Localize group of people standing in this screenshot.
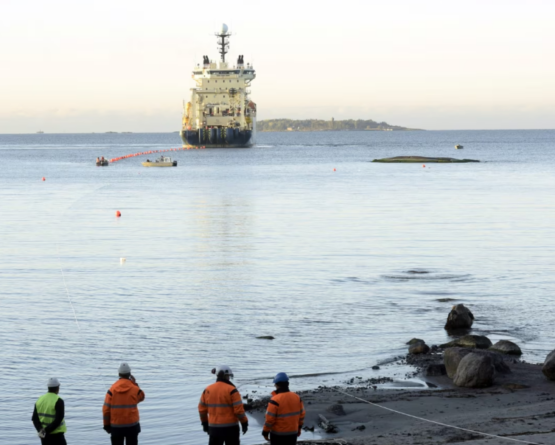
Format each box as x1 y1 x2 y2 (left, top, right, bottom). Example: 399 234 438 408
33 363 305 445
33 363 144 445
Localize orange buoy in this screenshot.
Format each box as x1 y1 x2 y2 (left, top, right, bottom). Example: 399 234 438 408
333 168 336 171
422 164 426 168
116 210 121 217
42 177 45 181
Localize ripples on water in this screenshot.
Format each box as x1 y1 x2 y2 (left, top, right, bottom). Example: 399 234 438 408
1 130 555 444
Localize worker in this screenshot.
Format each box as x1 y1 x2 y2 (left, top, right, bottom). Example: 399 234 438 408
262 373 305 445
32 377 67 444
198 365 248 445
103 363 145 445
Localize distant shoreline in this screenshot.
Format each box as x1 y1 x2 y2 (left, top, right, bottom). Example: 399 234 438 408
259 128 423 132
257 118 422 132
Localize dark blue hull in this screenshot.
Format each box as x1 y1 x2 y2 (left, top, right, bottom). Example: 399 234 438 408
180 128 253 148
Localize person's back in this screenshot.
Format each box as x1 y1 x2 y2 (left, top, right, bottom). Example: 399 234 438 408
263 373 305 445
198 365 248 445
32 377 67 445
103 363 145 445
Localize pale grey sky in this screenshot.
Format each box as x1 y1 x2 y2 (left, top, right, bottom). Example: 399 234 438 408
1 0 554 132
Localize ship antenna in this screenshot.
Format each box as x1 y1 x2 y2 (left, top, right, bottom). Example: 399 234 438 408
215 23 230 62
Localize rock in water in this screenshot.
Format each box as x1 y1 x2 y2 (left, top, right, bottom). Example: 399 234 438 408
453 353 495 388
409 341 430 355
490 340 522 355
406 338 425 345
444 304 474 330
542 350 555 380
441 335 492 349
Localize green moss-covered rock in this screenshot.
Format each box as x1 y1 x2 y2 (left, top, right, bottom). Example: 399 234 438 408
490 340 522 356
441 335 492 349
372 156 479 163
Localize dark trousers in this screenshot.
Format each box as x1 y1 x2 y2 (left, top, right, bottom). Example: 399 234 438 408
270 434 297 445
208 425 240 445
41 433 67 445
110 434 138 445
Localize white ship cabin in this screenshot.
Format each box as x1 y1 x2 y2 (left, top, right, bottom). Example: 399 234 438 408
185 24 256 131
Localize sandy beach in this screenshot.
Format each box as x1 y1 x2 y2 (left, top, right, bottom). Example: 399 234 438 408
246 360 555 445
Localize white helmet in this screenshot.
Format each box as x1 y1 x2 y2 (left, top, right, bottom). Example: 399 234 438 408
212 365 234 379
118 362 131 374
47 377 60 388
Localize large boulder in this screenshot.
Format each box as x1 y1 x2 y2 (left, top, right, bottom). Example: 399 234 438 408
479 350 511 375
490 340 522 356
445 347 510 378
409 341 430 355
444 347 472 378
441 335 492 349
542 350 555 380
444 304 474 331
453 353 495 388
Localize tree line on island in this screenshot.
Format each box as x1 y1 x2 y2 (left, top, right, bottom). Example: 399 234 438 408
257 119 421 132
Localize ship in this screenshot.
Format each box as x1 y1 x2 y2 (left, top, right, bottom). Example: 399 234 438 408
180 24 256 148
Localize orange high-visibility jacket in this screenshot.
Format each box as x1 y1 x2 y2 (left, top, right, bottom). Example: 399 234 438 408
198 380 248 427
103 378 145 428
263 390 305 436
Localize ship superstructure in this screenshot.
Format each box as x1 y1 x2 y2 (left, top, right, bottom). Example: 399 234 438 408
180 24 256 148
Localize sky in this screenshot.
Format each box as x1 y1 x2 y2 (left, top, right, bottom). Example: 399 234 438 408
1 0 554 132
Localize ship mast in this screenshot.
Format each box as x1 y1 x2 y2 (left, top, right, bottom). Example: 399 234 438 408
215 24 230 62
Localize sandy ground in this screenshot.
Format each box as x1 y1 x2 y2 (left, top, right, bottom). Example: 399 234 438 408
247 362 555 445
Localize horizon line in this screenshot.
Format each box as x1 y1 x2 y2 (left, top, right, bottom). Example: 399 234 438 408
2 128 555 135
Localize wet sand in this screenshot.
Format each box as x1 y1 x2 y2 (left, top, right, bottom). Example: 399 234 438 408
247 362 555 445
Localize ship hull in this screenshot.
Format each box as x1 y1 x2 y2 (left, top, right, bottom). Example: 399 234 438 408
180 129 253 148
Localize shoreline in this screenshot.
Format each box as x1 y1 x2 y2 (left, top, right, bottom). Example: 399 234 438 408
246 354 555 445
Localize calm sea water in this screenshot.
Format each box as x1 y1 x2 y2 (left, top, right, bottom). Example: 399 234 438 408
1 130 555 444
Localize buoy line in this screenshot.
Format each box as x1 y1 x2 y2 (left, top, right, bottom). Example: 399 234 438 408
109 146 205 163
334 389 542 445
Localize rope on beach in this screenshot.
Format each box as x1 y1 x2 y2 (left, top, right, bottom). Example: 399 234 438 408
335 389 542 445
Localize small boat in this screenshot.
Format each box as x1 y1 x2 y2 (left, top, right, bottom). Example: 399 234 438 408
96 159 109 166
455 144 464 149
142 156 178 167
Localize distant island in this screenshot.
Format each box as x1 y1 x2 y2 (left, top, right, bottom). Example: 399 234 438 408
257 118 421 132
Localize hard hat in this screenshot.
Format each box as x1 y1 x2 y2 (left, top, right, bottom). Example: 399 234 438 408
47 377 60 388
212 365 234 379
273 372 289 384
118 362 131 374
